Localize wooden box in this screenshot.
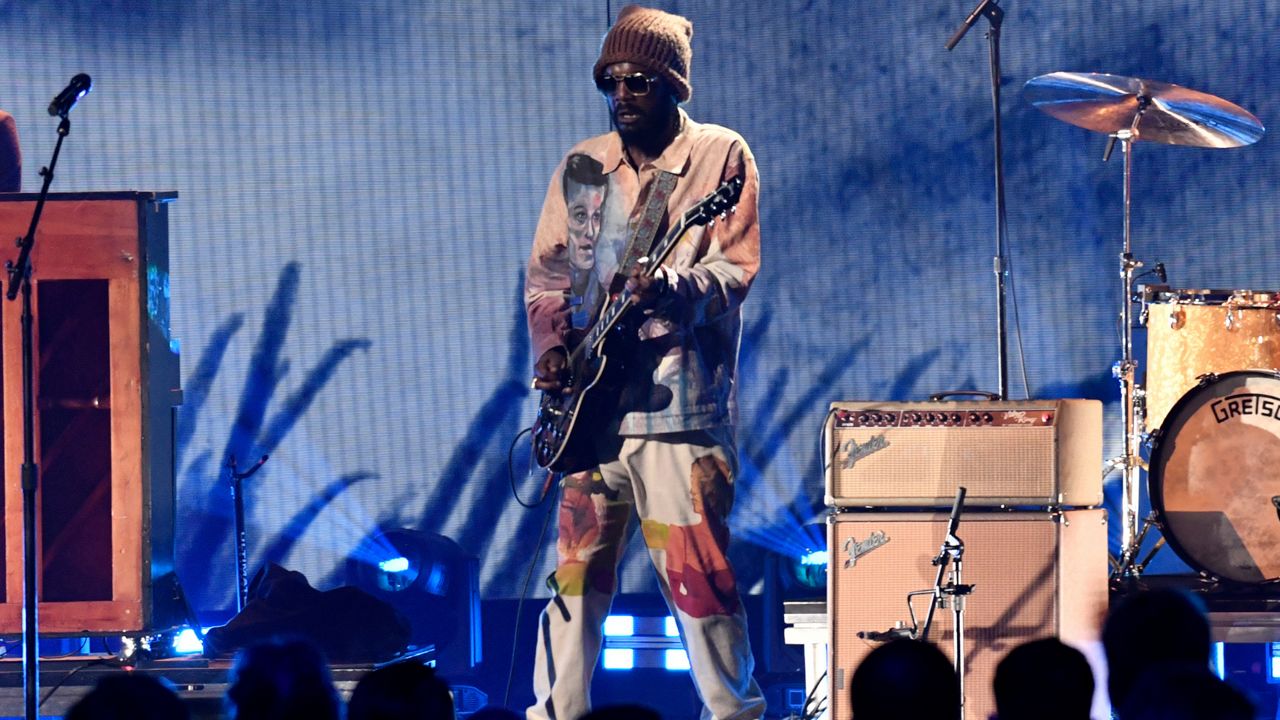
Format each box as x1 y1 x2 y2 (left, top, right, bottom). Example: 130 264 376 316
0 191 183 634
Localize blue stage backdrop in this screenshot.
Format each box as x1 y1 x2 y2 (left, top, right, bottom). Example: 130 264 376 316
1 1 1278 618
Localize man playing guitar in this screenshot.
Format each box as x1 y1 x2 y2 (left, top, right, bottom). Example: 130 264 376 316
525 6 764 719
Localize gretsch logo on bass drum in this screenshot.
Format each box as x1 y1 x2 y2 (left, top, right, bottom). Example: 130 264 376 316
1210 393 1280 423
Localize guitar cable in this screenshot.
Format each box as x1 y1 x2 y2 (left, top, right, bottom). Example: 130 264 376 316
508 425 555 509
504 424 561 708
504 443 560 708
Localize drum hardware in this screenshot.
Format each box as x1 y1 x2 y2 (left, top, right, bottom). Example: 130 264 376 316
1025 72 1265 577
1109 511 1166 576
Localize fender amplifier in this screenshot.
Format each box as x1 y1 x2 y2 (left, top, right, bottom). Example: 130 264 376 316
827 510 1110 720
824 399 1102 507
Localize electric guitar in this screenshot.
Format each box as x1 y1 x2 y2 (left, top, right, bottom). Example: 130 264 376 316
532 174 744 472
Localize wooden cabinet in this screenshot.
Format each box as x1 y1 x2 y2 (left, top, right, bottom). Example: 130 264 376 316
0 191 183 634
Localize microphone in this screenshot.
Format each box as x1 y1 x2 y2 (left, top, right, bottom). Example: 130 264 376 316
944 0 1001 51
857 627 914 642
48 74 92 117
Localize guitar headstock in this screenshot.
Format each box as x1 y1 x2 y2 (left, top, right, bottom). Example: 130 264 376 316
682 174 744 228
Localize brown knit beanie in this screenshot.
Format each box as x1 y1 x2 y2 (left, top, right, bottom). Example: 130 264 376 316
593 5 693 102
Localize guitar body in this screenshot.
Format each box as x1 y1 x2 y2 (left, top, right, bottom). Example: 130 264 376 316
533 325 635 473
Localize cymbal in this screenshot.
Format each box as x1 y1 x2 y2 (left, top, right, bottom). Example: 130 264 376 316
1024 72 1265 148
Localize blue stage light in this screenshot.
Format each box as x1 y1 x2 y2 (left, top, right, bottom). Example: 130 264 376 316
172 628 208 655
664 649 691 671
603 648 635 670
800 550 829 566
604 615 635 637
379 556 410 573
1211 642 1225 680
1268 643 1280 684
789 546 828 591
664 616 679 637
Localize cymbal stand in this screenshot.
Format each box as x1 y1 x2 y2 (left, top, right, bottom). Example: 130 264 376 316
1108 98 1150 576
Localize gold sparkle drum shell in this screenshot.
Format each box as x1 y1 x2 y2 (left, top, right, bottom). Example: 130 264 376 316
1143 287 1280 432
1148 370 1280 583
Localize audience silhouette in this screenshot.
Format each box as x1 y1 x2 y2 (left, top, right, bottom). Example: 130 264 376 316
1120 661 1254 720
225 637 340 720
579 703 664 720
849 638 959 720
347 660 454 720
65 672 189 720
993 637 1093 720
1102 588 1211 712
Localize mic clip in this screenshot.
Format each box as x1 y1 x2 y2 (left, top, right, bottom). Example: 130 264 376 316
857 625 915 642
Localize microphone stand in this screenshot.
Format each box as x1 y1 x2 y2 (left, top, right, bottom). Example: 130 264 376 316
5 113 72 720
863 489 974 719
946 0 1010 400
916 488 973 720
229 454 270 611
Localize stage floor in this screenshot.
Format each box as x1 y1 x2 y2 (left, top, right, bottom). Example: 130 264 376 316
0 655 375 719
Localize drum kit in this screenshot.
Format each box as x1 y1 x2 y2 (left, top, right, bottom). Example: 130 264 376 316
1024 72 1278 585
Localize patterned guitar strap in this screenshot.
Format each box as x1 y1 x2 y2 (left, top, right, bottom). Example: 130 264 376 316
608 170 678 296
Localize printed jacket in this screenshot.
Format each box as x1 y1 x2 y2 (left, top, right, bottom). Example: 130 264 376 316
526 110 761 435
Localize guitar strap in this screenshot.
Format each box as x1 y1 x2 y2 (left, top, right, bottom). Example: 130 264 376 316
613 170 678 289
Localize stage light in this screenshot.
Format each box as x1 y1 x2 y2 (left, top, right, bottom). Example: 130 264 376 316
1268 643 1280 684
346 527 481 668
1211 642 1225 680
787 546 828 592
603 615 635 637
800 550 828 567
172 628 208 655
603 648 635 670
664 649 690 671
600 614 686 670
379 556 410 574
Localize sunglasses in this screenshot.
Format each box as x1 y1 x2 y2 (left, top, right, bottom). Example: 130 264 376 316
594 72 657 96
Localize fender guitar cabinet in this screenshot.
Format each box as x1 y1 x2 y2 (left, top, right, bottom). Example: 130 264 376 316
827 510 1109 720
0 192 183 634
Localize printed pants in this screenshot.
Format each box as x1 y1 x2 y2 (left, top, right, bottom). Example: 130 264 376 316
527 427 765 720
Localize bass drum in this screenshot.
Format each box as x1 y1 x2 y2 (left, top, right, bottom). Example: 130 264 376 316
1150 370 1280 583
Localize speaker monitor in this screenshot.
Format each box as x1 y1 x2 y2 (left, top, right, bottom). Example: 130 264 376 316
827 510 1108 720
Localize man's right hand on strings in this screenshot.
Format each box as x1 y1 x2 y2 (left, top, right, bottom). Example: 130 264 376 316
533 347 572 395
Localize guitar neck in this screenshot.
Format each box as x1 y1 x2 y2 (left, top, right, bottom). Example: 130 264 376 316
576 215 692 358
566 173 740 364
